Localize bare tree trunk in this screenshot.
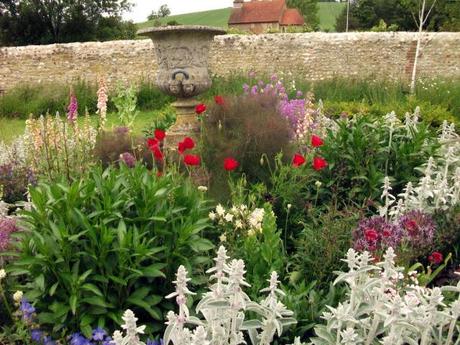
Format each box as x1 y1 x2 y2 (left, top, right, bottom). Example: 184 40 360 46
346 0 350 32
410 0 425 95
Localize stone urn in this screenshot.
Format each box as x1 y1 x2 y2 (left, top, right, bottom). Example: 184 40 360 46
138 25 226 145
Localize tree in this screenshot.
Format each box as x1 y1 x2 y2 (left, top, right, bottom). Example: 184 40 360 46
0 0 134 46
147 4 170 21
287 0 319 29
405 0 438 94
335 0 459 32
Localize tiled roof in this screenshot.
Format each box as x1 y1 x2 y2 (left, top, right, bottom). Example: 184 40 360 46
280 8 304 26
228 0 286 24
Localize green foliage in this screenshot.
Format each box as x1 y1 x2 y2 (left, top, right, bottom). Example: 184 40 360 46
236 204 285 298
318 115 439 209
335 0 460 32
287 0 319 29
112 84 139 129
0 0 135 45
5 164 214 337
136 81 174 111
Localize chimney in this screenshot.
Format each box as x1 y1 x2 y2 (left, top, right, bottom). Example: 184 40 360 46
233 0 244 8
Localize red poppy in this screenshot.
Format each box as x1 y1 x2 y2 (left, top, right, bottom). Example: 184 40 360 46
311 135 324 147
214 95 224 105
184 154 201 166
428 252 443 265
178 142 186 154
313 157 327 171
147 138 158 149
365 228 378 242
156 171 163 177
182 137 195 150
195 104 207 114
152 146 163 160
224 157 239 171
292 153 306 167
154 129 166 141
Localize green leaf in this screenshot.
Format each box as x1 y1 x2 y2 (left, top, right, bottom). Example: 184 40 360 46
142 264 166 278
82 283 104 297
189 238 214 252
70 295 77 315
49 282 59 296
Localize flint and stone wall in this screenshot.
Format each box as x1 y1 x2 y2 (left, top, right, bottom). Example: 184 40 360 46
1 32 460 91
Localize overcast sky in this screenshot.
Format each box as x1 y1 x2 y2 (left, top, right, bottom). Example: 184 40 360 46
124 0 234 22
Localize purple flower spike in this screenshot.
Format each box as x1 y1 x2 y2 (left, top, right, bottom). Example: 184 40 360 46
67 94 78 123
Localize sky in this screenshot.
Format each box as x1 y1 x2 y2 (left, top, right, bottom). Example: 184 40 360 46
124 0 234 23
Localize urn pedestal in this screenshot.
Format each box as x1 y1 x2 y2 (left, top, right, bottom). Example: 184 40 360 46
138 25 226 147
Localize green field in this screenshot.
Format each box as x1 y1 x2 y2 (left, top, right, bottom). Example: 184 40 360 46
137 2 345 32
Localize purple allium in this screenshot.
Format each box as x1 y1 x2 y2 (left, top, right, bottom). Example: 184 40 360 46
296 90 303 98
92 327 107 341
398 210 436 248
20 298 36 320
257 80 265 87
67 94 78 123
242 83 250 93
251 85 258 95
119 152 136 168
31 329 43 342
353 216 403 253
248 71 256 79
270 74 278 82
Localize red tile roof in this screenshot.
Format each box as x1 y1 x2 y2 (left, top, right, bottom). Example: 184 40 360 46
229 0 286 24
281 8 304 26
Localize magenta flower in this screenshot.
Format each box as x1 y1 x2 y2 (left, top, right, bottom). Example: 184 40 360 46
67 94 78 123
119 152 136 168
353 216 403 253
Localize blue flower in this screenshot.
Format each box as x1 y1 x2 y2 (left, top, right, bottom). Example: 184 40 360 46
43 336 56 345
102 337 112 345
20 298 36 320
31 329 43 342
70 333 92 345
92 327 107 341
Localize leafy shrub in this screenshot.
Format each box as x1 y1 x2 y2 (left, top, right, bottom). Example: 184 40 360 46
94 127 153 169
317 112 439 209
136 82 174 112
202 93 293 195
7 164 214 338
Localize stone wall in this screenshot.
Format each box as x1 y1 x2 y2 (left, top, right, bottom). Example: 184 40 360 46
1 32 460 92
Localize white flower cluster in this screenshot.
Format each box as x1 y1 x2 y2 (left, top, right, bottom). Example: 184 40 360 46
311 248 460 345
0 136 27 167
386 121 460 219
164 246 296 345
209 204 266 236
111 309 146 345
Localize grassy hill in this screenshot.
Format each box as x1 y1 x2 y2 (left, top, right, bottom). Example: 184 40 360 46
137 2 346 32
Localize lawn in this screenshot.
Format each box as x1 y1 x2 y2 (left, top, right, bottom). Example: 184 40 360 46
136 2 345 32
0 111 157 144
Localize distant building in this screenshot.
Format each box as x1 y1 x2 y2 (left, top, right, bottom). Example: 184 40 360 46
228 0 305 34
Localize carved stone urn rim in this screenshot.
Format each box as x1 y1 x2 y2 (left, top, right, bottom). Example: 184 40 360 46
137 25 226 37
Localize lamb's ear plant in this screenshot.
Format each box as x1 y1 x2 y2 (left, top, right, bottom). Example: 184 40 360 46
162 246 296 345
310 247 460 345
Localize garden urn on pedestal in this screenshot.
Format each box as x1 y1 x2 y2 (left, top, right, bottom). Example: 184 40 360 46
138 25 225 146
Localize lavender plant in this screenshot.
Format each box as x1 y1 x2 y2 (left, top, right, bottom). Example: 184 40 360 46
310 247 460 345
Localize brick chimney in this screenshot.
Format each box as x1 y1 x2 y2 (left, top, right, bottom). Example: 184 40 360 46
233 0 244 8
